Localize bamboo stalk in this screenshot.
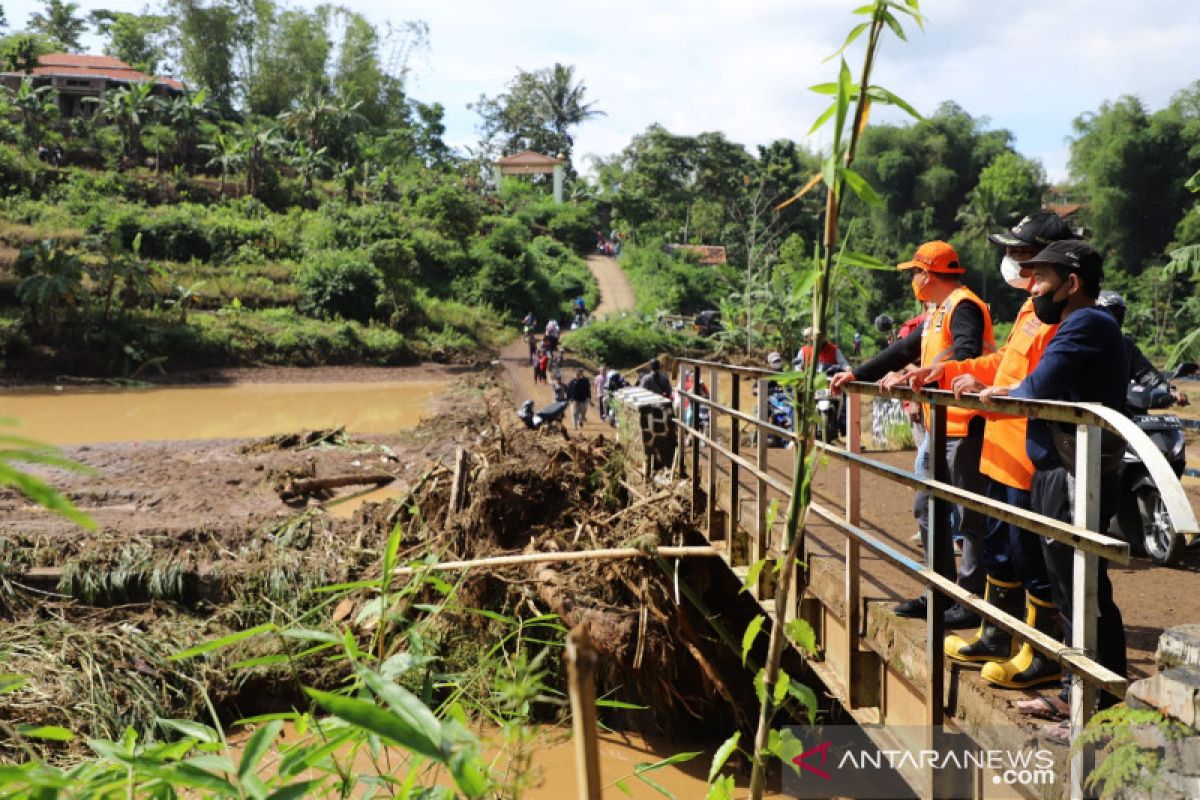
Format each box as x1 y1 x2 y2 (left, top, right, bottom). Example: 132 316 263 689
566 623 602 800
390 546 717 577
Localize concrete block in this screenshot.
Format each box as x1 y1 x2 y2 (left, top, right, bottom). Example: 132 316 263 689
1176 736 1200 775
1157 625 1200 670
1126 666 1200 728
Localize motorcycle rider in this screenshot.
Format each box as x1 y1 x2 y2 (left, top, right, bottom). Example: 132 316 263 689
902 211 1078 691
829 241 995 623
1095 290 1190 408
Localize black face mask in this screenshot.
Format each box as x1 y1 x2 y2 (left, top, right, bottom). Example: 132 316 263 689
1032 281 1070 324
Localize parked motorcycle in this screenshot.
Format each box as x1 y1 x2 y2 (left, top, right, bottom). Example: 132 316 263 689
1111 363 1196 565
517 399 569 433
814 363 847 443
767 388 794 447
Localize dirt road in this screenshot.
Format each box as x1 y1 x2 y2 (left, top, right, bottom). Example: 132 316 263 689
586 254 636 319
501 255 635 436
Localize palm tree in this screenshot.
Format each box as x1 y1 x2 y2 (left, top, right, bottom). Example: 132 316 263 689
26 0 87 52
534 63 605 162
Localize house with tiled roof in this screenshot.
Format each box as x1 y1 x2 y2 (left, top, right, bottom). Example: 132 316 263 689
1 53 184 118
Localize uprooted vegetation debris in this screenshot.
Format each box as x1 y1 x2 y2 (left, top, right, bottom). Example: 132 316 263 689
1 396 757 762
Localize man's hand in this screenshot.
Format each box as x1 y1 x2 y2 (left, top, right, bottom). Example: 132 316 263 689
879 370 910 391
1172 389 1190 407
904 364 944 390
949 374 987 399
979 386 1010 404
829 370 856 396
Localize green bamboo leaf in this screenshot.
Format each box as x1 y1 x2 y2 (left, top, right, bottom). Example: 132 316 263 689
17 725 75 741
635 752 702 774
881 10 907 41
707 732 740 782
635 770 676 798
838 250 891 271
785 618 818 655
821 154 838 196
596 698 648 710
705 775 735 800
833 59 852 151
741 615 765 666
157 718 220 744
852 3 875 14
807 102 838 136
171 623 278 661
448 748 489 798
150 762 240 794
0 674 28 694
234 712 301 727
867 85 924 122
266 779 325 800
808 82 839 95
279 627 341 644
180 754 236 773
357 668 445 756
825 21 869 60
305 687 444 762
238 720 282 783
741 559 766 594
381 521 403 583
0 464 95 530
838 165 881 206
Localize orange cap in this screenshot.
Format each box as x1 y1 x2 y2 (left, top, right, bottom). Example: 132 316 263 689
897 241 964 274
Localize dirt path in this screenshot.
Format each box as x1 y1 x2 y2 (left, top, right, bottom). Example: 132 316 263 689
500 255 635 437
586 254 636 319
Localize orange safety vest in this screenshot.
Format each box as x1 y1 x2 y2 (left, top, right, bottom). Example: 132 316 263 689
940 298 1058 490
919 286 995 438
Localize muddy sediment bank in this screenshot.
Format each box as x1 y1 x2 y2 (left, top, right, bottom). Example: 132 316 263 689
1 363 763 769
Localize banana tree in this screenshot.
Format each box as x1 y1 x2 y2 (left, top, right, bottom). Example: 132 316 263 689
3 77 58 146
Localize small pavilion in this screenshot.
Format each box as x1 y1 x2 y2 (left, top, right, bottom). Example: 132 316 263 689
493 150 565 203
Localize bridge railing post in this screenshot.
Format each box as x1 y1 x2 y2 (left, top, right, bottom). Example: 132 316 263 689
729 372 740 556
844 390 862 708
706 366 719 539
675 362 687 479
1071 423 1101 799
925 401 949 798
755 377 769 589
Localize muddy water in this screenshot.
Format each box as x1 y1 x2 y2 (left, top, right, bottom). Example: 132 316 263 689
235 724 777 798
0 380 447 446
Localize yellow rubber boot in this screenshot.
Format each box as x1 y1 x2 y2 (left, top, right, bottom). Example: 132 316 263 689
981 595 1063 689
946 576 1023 664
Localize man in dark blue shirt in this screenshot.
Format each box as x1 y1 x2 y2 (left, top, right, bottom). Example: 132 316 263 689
978 240 1129 731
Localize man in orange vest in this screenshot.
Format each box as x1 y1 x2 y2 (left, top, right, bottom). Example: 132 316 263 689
904 212 1079 695
831 241 995 623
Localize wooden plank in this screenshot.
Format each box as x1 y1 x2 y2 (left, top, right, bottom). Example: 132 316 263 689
729 375 740 557
566 624 602 799
1071 423 1101 799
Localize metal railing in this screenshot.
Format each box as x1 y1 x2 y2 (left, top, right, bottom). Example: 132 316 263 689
669 356 1200 799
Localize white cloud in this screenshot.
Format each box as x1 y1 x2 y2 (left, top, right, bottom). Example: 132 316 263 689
6 0 1199 181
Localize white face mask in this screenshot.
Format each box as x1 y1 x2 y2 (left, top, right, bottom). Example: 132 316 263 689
1000 255 1032 290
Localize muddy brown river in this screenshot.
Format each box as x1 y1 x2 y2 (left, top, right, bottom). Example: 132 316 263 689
1 379 447 445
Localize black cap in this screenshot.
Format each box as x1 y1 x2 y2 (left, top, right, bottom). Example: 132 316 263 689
1019 240 1103 283
988 211 1078 248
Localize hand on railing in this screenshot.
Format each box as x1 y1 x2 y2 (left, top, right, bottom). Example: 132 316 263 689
829 370 856 396
879 370 911 391
948 374 987 399
978 385 1010 403
903 363 944 390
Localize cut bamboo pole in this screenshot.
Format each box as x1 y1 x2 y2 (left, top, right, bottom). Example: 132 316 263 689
566 623 602 800
389 546 717 577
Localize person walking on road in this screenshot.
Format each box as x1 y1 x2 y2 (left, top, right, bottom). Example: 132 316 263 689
639 358 673 397
567 368 592 429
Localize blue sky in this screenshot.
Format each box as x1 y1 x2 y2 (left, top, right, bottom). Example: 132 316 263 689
6 0 1200 181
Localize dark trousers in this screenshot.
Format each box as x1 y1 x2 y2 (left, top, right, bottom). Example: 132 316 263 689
1031 466 1126 708
920 418 987 594
979 479 1053 601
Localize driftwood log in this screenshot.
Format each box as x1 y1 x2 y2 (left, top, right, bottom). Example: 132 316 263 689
279 473 394 503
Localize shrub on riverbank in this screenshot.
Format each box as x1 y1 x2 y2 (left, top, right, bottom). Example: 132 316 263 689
562 313 687 368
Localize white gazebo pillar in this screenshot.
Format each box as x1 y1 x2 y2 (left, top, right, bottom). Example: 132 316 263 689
553 164 564 204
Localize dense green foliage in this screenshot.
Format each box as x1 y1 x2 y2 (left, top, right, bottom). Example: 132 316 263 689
561 313 687 367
